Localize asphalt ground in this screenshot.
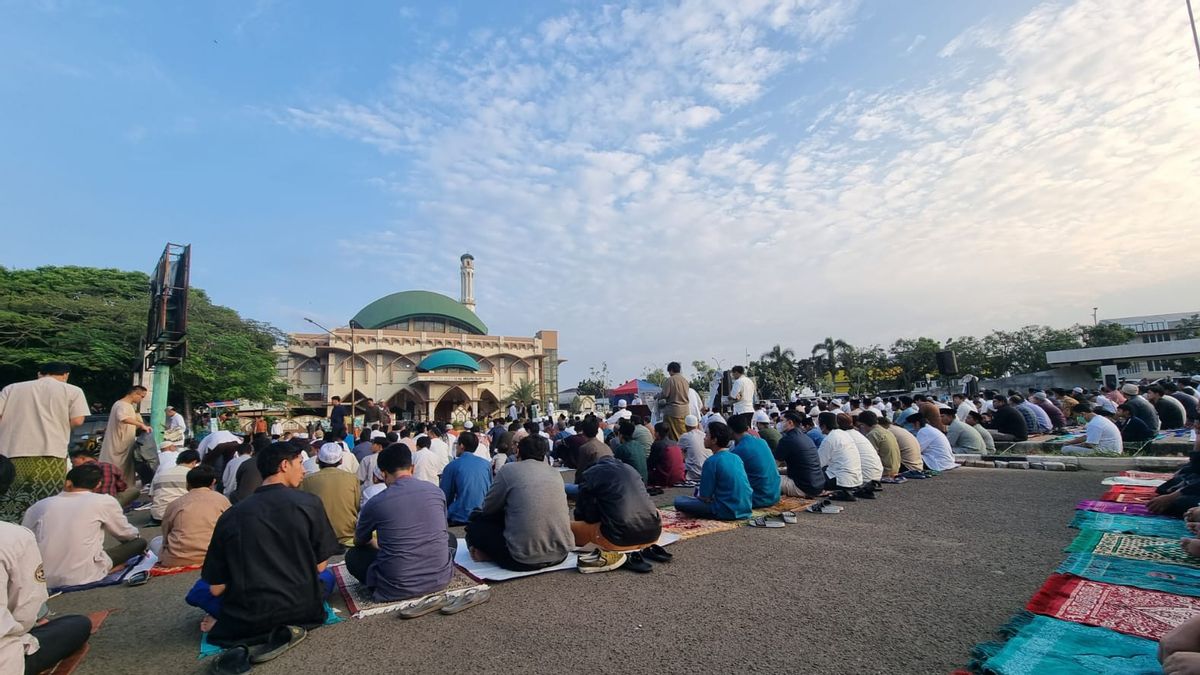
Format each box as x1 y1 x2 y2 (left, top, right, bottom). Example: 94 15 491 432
50 467 1107 675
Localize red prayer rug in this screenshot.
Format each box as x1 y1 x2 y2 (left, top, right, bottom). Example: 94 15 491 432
1027 573 1200 641
1121 471 1176 481
1100 485 1158 504
43 610 111 675
149 563 202 577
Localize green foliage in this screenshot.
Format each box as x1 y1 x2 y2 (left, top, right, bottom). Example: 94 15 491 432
504 378 539 405
688 359 717 394
749 345 796 399
641 368 667 387
889 337 942 389
576 362 610 397
1079 323 1137 348
0 265 286 408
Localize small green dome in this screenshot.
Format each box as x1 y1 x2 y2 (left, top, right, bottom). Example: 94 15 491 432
417 349 480 372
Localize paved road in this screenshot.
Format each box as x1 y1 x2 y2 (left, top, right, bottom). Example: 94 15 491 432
52 467 1106 674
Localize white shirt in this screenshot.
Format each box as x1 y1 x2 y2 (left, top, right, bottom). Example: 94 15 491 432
430 437 453 466
848 429 884 482
21 491 140 588
166 412 186 432
687 388 703 422
357 452 380 488
150 463 191 520
1095 396 1118 414
270 422 283 436
411 448 446 485
955 400 978 421
1 522 47 672
606 409 632 425
0 377 89 459
729 376 756 415
679 428 710 481
631 396 643 405
222 454 251 497
361 482 386 505
818 429 862 488
1084 415 1122 454
915 426 958 472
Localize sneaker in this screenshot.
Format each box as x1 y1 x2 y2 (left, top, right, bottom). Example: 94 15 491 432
621 551 653 573
577 550 626 574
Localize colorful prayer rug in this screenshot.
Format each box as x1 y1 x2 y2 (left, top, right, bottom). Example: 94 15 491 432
1057 553 1200 598
0 456 67 523
1070 510 1189 538
657 508 741 540
1076 500 1153 517
751 496 817 518
333 563 488 618
1121 471 1177 481
1101 476 1166 487
1100 485 1158 504
1026 573 1200 641
149 563 202 577
1066 529 1200 568
970 613 1159 674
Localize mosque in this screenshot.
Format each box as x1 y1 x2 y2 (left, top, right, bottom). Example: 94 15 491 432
280 254 560 423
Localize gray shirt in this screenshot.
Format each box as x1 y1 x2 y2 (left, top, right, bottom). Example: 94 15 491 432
478 459 573 565
678 429 710 481
945 418 985 453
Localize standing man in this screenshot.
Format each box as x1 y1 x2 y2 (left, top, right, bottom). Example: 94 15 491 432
0 362 90 523
727 366 756 427
657 362 691 440
328 396 348 437
99 385 151 495
362 398 381 428
163 405 187 444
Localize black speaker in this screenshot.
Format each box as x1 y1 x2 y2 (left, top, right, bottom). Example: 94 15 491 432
936 350 959 376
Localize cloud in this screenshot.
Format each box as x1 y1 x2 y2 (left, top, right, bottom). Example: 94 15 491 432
280 0 1200 385
905 34 926 54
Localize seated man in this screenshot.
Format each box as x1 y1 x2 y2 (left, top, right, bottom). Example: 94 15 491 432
21 463 147 588
846 422 884 497
572 455 662 554
465 435 574 571
939 408 986 455
187 442 340 648
985 396 1029 442
677 415 711 482
613 420 649 484
647 422 685 488
1147 384 1188 430
775 411 825 498
440 431 492 526
800 415 825 447
1 456 93 674
1147 428 1200 517
1116 403 1156 442
299 443 361 548
855 411 899 479
153 464 230 567
1061 404 1123 455
149 448 201 524
754 410 781 452
728 415 781 508
346 444 455 601
816 412 863 500
909 414 958 472
964 411 997 454
673 422 752 520
67 447 139 507
565 416 614 497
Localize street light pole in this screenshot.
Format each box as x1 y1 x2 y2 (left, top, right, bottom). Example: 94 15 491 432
305 317 357 435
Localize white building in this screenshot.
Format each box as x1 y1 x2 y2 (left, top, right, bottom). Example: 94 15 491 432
1101 312 1200 378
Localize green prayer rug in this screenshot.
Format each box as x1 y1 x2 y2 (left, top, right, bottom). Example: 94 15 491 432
1066 529 1200 568
971 613 1159 674
1057 553 1200 597
1069 510 1190 539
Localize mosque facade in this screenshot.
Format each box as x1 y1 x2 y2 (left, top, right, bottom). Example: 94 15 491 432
279 254 560 422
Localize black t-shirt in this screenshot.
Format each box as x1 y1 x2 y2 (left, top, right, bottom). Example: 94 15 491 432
203 484 340 645
775 428 824 497
1157 397 1186 430
232 457 263 504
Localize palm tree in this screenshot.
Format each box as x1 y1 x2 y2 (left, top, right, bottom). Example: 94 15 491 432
503 379 539 406
760 344 796 365
811 337 850 380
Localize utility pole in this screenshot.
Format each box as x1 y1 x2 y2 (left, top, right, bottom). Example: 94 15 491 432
305 317 356 434
1092 307 1099 326
1188 0 1200 74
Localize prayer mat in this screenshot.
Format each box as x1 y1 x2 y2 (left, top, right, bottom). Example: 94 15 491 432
199 603 341 659
451 533 681 582
657 508 741 541
1070 510 1189 538
49 553 155 594
332 563 489 618
43 610 111 675
0 455 67 523
1026 573 1200 641
751 496 817 518
149 563 202 577
1100 485 1158 504
970 613 1159 674
1065 530 1200 568
1121 471 1178 480
1058 553 1200 598
1101 476 1166 487
1075 500 1153 517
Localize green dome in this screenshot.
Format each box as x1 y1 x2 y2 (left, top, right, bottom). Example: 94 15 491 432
417 349 480 372
349 290 487 334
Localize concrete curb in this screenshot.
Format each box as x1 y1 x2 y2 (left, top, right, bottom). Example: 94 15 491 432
955 453 1187 472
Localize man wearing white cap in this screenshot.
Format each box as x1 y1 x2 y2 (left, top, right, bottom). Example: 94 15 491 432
300 443 361 546
1120 383 1160 433
163 405 186 444
605 400 632 426
678 415 710 482
753 410 780 452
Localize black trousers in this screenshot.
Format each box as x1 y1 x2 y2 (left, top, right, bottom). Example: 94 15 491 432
25 615 92 675
344 532 458 585
464 510 565 572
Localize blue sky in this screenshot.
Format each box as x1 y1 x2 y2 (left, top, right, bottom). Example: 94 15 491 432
3 0 1199 386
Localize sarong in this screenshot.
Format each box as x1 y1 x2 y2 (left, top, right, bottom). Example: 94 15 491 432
1057 553 1200 597
1027 573 1200 640
0 456 67 523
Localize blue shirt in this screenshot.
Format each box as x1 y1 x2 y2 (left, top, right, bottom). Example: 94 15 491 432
699 451 752 520
354 477 452 602
806 428 825 447
731 435 781 508
440 453 493 524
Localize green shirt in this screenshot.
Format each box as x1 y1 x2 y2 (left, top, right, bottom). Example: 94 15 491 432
758 426 781 452
614 440 649 484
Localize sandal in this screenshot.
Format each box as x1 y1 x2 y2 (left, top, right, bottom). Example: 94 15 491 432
781 511 797 524
210 646 252 674
248 625 306 664
440 587 492 615
747 516 784 528
398 593 450 619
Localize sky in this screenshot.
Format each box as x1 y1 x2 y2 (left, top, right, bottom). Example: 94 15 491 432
2 0 1200 387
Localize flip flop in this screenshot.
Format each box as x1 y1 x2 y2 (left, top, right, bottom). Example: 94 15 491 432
440 587 492 615
748 516 784 528
248 625 306 664
880 476 907 484
781 511 798 524
210 646 252 674
398 593 450 619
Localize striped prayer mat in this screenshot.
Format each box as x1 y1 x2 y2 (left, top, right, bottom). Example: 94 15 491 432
1027 573 1200 641
1069 510 1189 538
1066 529 1200 568
1057 553 1200 597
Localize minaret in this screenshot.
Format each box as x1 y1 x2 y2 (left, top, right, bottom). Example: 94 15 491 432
459 253 476 312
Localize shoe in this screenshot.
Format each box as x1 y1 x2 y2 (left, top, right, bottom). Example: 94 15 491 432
577 550 626 574
211 646 252 674
248 625 306 664
621 551 653 573
830 489 857 502
642 544 673 563
854 488 876 500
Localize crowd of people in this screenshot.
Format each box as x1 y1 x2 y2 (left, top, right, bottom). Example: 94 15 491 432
3 359 1200 673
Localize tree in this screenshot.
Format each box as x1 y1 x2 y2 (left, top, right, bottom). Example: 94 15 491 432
504 379 538 406
0 265 285 410
945 335 991 378
889 337 942 389
811 337 850 379
576 362 610 397
642 367 667 387
689 359 717 394
1079 323 1137 348
983 325 1079 376
749 344 796 399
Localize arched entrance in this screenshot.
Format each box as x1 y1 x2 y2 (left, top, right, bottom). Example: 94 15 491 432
478 389 501 420
435 386 472 423
388 388 425 423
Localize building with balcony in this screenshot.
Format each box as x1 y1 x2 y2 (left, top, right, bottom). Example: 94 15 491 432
279 254 561 423
1046 311 1200 381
